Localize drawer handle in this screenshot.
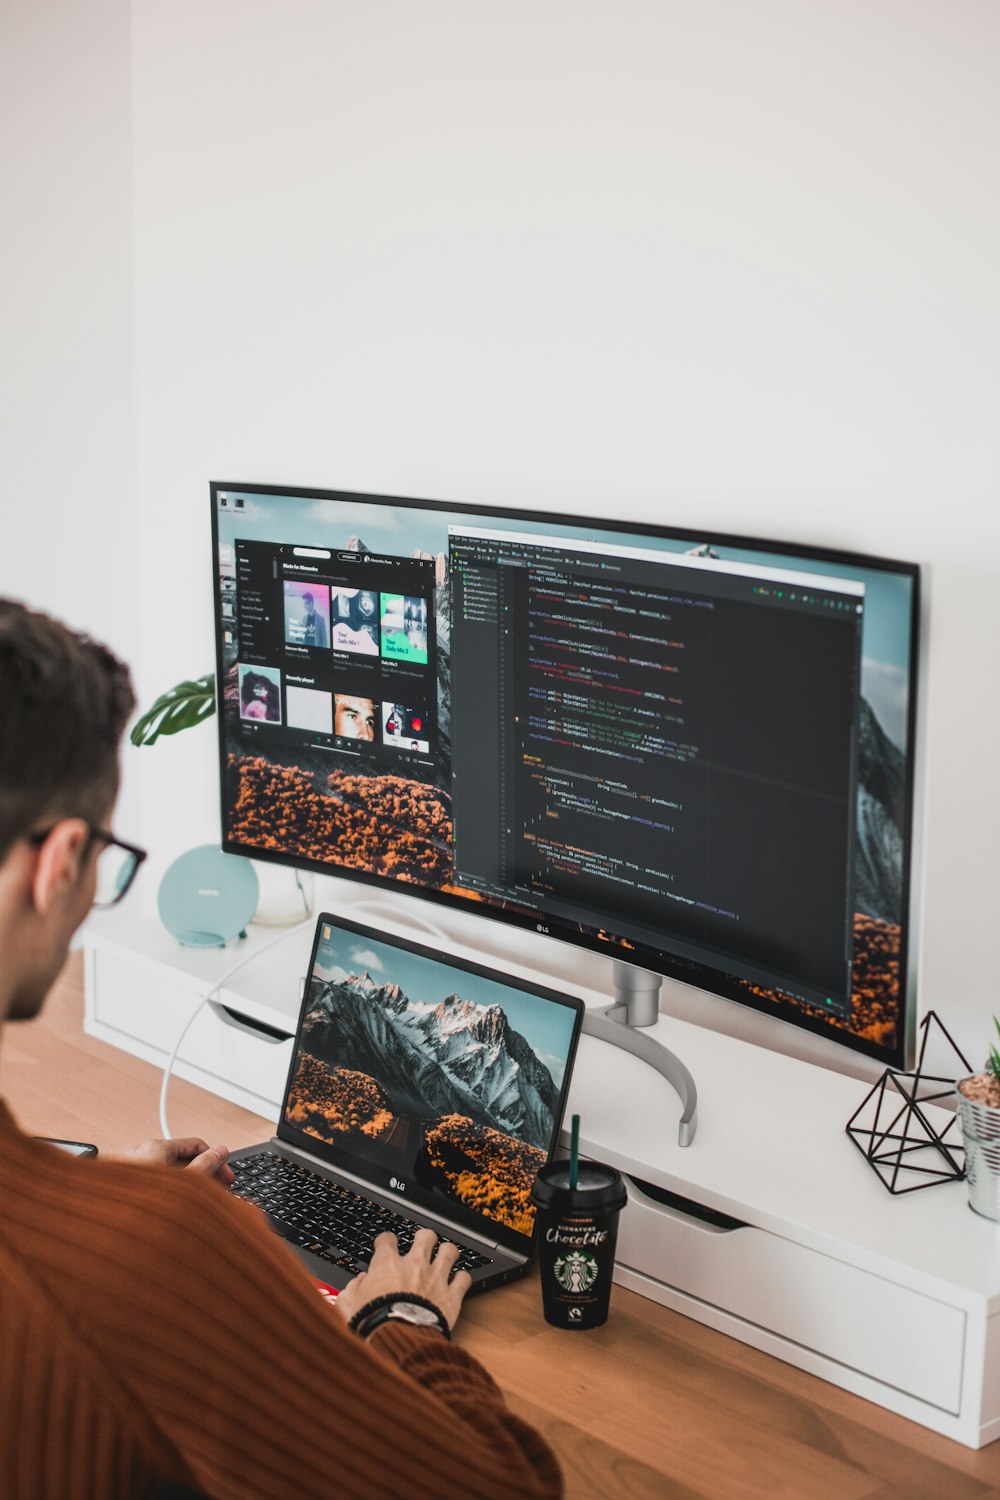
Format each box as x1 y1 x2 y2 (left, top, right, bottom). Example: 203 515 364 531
626 1174 747 1233
207 1001 293 1044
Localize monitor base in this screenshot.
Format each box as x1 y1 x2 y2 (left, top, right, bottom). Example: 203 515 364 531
582 962 698 1147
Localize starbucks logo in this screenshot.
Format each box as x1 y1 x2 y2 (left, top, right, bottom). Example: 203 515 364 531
553 1250 599 1293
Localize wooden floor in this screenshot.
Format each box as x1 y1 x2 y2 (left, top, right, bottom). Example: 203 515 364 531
4 955 1000 1499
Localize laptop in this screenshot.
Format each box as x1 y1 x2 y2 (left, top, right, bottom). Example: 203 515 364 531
228 913 584 1295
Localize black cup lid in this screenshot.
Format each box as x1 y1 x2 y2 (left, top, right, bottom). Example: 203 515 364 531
530 1159 627 1213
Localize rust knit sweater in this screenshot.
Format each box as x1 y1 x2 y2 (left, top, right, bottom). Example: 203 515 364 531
0 1100 562 1499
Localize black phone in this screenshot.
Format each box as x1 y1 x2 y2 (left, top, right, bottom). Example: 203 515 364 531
34 1137 98 1157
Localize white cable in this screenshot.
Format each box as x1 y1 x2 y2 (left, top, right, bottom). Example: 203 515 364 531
158 917 313 1138
293 870 311 915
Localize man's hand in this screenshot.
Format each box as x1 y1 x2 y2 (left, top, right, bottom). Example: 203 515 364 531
335 1228 473 1333
119 1137 236 1186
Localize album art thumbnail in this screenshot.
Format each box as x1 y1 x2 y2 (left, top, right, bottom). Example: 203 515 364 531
331 589 380 656
382 701 430 754
380 594 428 664
286 684 333 735
334 693 377 742
239 664 282 724
284 580 330 649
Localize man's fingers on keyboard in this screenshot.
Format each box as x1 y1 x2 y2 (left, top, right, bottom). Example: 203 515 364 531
371 1230 400 1257
408 1226 439 1260
429 1239 470 1286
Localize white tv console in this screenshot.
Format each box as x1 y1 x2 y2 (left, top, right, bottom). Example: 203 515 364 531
82 910 1000 1449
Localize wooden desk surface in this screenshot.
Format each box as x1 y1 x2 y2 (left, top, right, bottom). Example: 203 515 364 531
3 957 1000 1500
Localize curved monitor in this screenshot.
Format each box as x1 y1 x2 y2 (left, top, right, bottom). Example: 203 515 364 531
212 483 920 1070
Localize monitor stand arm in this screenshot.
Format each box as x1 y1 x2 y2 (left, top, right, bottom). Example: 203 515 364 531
581 961 698 1147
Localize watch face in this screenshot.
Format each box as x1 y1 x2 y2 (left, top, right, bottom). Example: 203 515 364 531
388 1302 440 1328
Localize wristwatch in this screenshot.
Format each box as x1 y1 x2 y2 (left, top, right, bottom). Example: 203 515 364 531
350 1294 450 1341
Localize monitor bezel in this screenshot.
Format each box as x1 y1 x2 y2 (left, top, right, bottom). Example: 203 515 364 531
211 480 922 1072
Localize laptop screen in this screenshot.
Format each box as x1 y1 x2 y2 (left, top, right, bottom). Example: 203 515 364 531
277 914 584 1251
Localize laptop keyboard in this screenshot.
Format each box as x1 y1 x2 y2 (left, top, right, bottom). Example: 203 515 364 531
230 1151 494 1278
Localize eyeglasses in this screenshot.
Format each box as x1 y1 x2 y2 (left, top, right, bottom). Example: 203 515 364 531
28 824 148 909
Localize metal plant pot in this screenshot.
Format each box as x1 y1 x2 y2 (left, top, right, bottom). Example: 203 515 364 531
956 1085 1000 1221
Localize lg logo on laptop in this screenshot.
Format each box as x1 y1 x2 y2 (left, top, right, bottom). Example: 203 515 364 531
390 1176 407 1192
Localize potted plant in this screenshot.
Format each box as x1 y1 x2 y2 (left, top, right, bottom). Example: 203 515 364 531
130 673 216 746
956 1019 1000 1220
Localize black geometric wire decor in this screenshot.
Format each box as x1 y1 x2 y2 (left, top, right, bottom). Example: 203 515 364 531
845 1012 972 1195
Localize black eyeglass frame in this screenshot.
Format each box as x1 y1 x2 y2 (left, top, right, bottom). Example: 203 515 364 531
27 824 148 908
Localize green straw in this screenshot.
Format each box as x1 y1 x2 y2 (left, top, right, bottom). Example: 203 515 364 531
569 1113 580 1190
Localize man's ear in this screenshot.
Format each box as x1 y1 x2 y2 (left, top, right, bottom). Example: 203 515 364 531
31 820 91 915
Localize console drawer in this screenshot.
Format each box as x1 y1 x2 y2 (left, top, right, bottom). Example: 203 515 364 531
616 1176 965 1413
89 948 292 1116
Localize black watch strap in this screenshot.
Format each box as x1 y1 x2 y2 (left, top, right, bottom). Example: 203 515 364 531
349 1293 450 1341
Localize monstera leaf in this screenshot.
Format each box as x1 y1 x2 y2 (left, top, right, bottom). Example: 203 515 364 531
130 673 217 747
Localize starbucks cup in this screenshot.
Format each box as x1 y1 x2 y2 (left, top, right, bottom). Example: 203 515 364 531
530 1160 627 1329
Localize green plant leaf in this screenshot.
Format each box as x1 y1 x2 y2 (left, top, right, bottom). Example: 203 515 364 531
988 1016 1000 1083
130 673 216 747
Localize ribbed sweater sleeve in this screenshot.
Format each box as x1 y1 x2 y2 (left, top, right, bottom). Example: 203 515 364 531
0 1101 562 1500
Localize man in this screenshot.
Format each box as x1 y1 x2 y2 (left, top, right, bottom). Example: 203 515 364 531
0 600 561 1500
299 590 328 648
334 692 377 741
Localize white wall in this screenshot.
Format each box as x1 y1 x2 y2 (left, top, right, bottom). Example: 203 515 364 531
0 0 140 830
15 2 1000 1073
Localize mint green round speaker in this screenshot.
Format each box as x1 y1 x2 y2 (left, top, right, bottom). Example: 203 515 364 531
157 845 259 947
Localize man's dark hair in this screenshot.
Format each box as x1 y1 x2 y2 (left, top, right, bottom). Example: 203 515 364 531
0 601 135 860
